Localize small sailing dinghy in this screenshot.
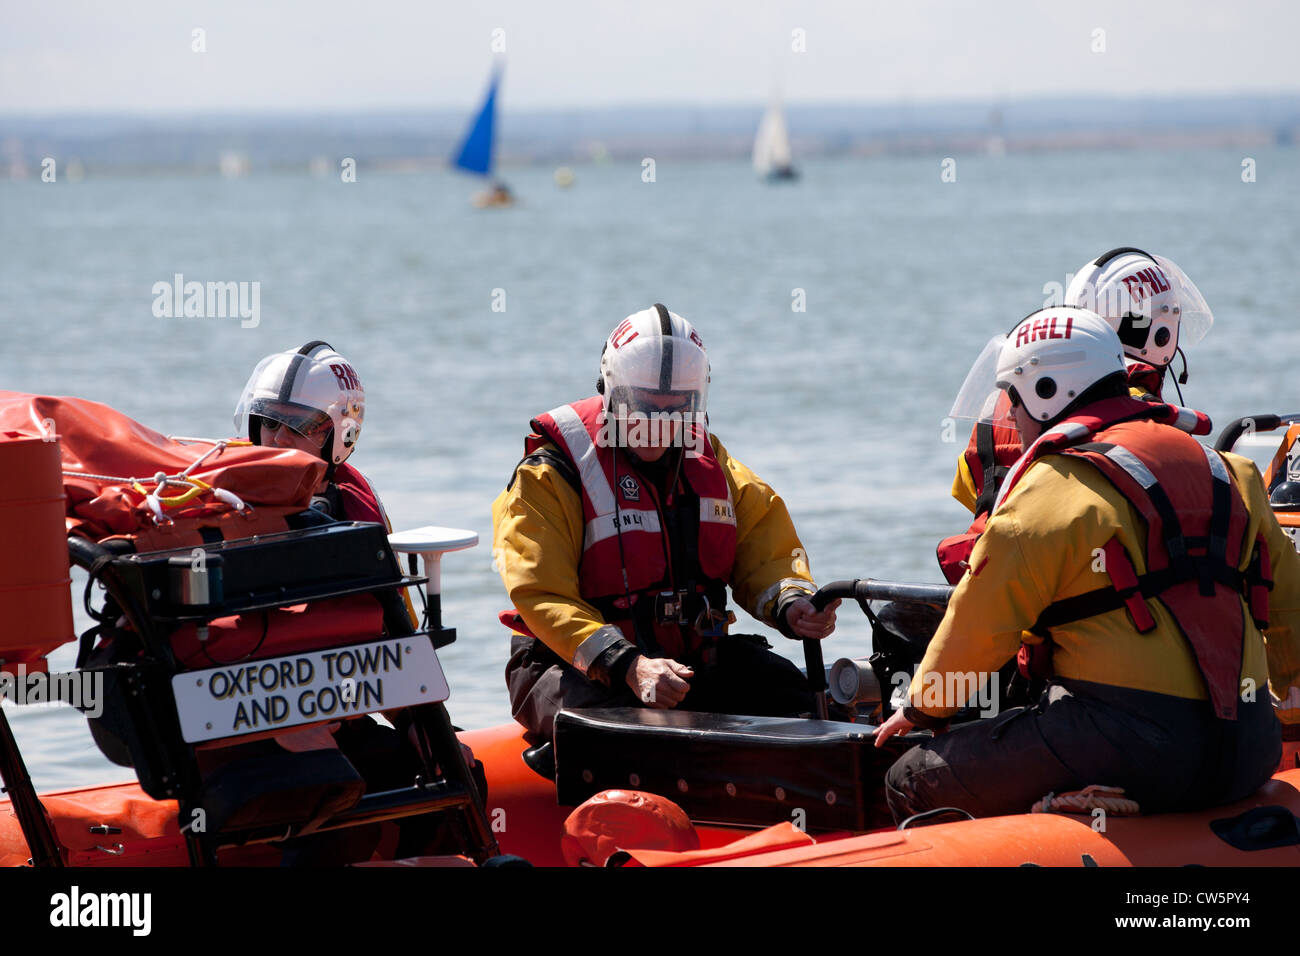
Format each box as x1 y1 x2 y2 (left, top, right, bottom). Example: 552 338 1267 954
452 66 514 208
753 98 797 181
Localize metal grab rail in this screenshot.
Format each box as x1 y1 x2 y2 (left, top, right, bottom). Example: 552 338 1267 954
803 579 953 719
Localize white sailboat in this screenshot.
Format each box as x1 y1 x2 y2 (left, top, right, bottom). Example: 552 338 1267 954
753 99 797 181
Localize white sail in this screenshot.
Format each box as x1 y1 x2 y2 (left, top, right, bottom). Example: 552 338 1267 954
752 102 793 176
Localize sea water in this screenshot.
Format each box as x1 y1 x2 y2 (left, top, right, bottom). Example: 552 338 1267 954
2 147 1297 789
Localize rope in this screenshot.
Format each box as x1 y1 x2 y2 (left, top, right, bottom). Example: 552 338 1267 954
132 474 211 506
1032 784 1141 816
61 440 251 523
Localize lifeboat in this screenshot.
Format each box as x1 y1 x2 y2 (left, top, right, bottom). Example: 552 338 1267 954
2 393 1298 868
0 392 511 867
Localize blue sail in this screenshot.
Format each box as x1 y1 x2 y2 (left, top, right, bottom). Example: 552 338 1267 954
452 68 500 176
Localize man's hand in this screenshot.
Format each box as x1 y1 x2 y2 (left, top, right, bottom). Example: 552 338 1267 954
626 655 693 709
873 708 916 748
784 597 840 640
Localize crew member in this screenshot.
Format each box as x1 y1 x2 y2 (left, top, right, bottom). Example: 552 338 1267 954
942 250 1214 582
877 308 1300 821
235 340 386 526
493 305 839 741
235 341 482 858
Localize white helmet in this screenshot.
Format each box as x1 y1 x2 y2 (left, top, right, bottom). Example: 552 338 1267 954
1064 247 1213 369
996 308 1126 423
597 304 710 425
233 340 365 466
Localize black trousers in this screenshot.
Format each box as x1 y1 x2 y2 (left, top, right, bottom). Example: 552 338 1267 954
885 677 1282 823
506 632 814 742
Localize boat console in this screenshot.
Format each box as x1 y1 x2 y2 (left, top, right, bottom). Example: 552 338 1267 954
555 707 926 832
66 520 499 866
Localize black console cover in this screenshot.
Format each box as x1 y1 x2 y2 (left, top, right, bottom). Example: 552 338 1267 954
554 708 925 833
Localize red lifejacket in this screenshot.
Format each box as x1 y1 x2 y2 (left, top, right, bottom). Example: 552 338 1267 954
937 395 1211 584
937 391 1021 585
526 396 737 658
961 391 1024 521
996 399 1268 720
333 462 387 526
1125 360 1165 402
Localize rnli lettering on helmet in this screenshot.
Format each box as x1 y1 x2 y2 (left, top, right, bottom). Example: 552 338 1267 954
1014 315 1075 348
1120 266 1170 303
609 318 639 350
330 362 361 390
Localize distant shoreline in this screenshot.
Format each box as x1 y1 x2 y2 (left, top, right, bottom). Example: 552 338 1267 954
2 93 1296 175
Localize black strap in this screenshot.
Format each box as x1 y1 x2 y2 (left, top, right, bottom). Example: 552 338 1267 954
1207 469 1232 580
1093 246 1155 268
972 421 1000 518
507 446 580 493
277 341 333 403
1032 562 1249 634
652 303 674 392
75 623 105 669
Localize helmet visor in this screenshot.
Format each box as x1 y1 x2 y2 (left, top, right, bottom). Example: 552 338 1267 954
250 399 332 439
609 385 701 419
1153 255 1213 347
949 336 1013 425
605 385 707 452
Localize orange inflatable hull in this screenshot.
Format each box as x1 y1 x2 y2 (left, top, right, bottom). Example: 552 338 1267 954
461 723 1300 867
4 724 1297 867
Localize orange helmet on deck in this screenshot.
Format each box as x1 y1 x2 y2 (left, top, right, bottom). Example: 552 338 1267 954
561 789 699 866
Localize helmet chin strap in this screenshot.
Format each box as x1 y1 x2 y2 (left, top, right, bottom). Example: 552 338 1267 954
1169 347 1189 406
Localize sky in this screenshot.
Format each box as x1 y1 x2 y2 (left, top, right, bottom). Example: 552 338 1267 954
2 0 1299 114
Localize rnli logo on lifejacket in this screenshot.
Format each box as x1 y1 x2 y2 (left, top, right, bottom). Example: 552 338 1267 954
1014 314 1074 348
618 474 641 501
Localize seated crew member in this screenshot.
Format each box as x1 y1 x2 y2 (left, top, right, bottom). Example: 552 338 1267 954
941 250 1214 583
876 308 1300 821
234 340 386 526
234 341 482 856
493 304 840 742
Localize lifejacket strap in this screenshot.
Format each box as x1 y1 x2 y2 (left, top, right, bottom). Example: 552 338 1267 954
972 421 999 518
1091 538 1156 633
1248 535 1273 629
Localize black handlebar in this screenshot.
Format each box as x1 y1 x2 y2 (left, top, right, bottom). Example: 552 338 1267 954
803 579 954 720
1214 415 1284 453
810 579 953 611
